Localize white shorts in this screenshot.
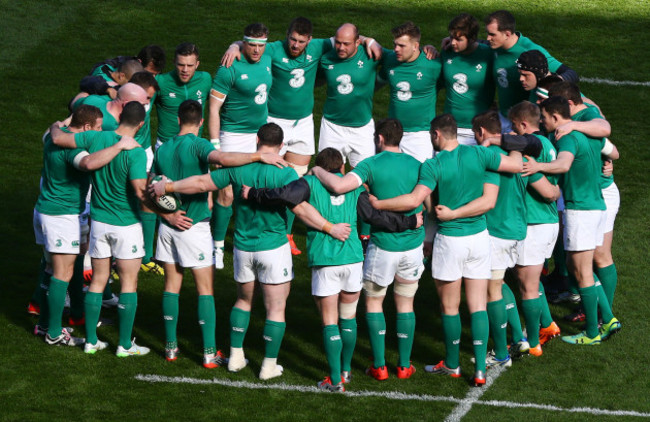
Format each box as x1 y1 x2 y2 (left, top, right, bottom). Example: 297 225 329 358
457 127 477 146
363 241 425 286
563 209 606 252
220 131 257 153
155 220 213 269
432 230 491 281
233 243 293 284
489 236 520 271
269 115 315 156
516 223 559 266
318 117 375 167
400 131 433 162
145 146 154 172
602 182 620 233
89 220 145 260
33 210 81 254
155 138 163 150
311 262 363 297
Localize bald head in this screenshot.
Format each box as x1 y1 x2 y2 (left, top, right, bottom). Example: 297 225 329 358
116 83 149 106
334 23 361 59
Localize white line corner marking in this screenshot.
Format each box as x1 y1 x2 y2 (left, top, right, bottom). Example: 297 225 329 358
135 373 650 418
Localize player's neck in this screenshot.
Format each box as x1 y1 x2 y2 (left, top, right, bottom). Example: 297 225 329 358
442 138 459 151
256 145 280 154
178 125 200 136
504 33 519 50
382 145 400 153
115 125 138 137
461 42 479 55
106 101 122 121
570 104 587 116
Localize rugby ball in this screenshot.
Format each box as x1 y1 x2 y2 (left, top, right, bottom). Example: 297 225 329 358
151 175 181 213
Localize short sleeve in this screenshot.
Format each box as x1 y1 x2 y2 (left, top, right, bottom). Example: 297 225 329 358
128 148 148 180
211 66 235 96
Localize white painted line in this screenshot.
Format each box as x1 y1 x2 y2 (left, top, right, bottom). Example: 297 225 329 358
581 77 650 87
135 374 650 418
444 366 505 422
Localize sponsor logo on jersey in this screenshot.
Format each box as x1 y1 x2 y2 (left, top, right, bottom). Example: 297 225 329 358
164 315 173 320
476 64 483 72
306 55 312 62
196 90 203 98
232 327 245 332
357 60 364 68
282 58 289 63
328 65 334 70
330 335 341 341
330 194 345 205
241 74 249 80
72 240 79 246
169 93 176 98
416 71 423 80
378 330 386 335
266 66 271 73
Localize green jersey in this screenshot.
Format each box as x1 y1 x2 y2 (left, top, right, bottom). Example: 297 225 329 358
35 128 90 216
378 49 441 133
485 146 528 241
441 44 495 129
525 134 558 225
210 163 298 251
320 46 379 127
304 174 364 267
90 64 116 84
153 133 215 227
212 55 273 133
265 38 333 120
74 131 147 226
555 131 605 211
572 105 614 189
493 33 563 115
418 145 502 236
155 70 212 143
352 151 424 251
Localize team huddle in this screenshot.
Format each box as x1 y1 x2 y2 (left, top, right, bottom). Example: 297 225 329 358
31 10 622 392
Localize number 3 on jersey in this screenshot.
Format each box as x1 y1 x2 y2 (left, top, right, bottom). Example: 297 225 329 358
452 73 468 94
255 84 268 104
289 69 305 88
336 74 354 95
396 81 412 101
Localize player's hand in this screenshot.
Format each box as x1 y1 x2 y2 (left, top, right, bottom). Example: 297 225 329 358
106 87 118 100
148 175 168 197
554 121 575 140
602 159 614 177
441 37 452 51
414 211 424 228
329 223 351 241
221 44 241 67
365 38 383 61
162 210 193 231
423 44 439 59
241 185 251 199
117 136 140 151
422 241 433 258
260 152 288 168
522 156 539 176
434 205 456 221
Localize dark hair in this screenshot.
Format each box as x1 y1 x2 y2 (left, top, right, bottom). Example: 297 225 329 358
137 45 166 73
119 101 146 127
287 17 312 37
257 122 283 146
391 21 421 42
117 59 144 79
540 96 571 119
375 118 403 147
486 10 516 33
175 42 200 60
178 100 203 126
548 81 583 105
315 148 344 172
472 110 501 134
129 71 160 92
448 13 479 44
244 23 269 39
70 105 103 129
508 101 541 124
430 114 458 139
537 74 563 90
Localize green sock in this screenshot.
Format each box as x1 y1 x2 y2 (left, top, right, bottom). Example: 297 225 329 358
118 292 138 349
538 283 554 328
396 312 415 368
594 278 614 322
441 313 461 369
487 299 508 360
323 325 342 384
212 202 233 242
68 255 85 319
263 320 286 358
103 281 114 301
47 277 69 337
37 272 51 328
31 257 48 305
502 283 524 343
521 298 542 347
366 312 386 368
140 210 157 264
553 239 568 277
84 292 102 345
579 285 599 338
471 311 489 373
359 220 371 237
595 264 617 308
339 318 357 372
162 292 179 346
198 295 217 353
229 307 250 348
